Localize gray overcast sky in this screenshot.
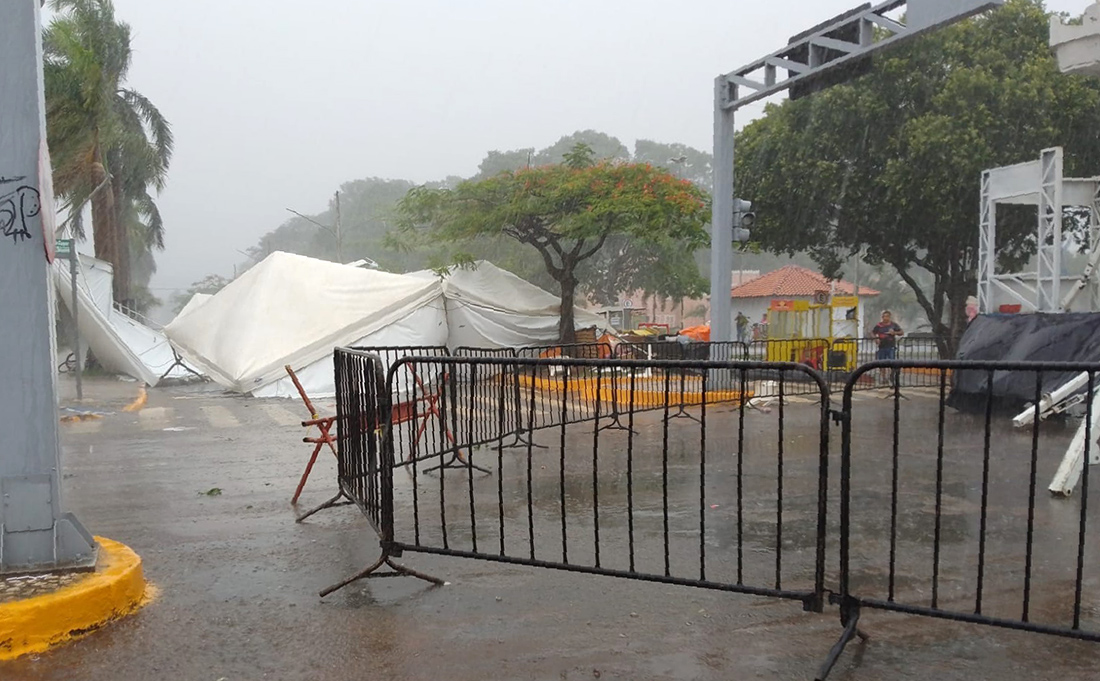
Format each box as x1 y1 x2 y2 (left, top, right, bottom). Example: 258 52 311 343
90 0 1089 294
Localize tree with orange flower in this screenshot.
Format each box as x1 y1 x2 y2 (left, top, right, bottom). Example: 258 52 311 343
397 144 710 342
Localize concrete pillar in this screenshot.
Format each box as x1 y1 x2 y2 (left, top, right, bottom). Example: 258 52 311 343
0 0 96 574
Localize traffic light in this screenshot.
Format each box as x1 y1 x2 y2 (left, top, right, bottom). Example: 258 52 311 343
733 198 755 243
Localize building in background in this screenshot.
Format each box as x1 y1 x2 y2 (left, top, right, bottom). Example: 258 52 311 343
595 271 761 333
729 265 879 339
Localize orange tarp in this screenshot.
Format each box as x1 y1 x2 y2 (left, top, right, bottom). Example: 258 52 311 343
679 324 710 342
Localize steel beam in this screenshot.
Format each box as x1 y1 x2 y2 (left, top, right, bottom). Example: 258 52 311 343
1037 148 1064 311
720 0 1005 112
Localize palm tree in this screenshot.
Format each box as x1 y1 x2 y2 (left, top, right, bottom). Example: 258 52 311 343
43 0 173 308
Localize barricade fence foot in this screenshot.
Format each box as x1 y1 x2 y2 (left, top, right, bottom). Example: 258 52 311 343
422 449 493 476
295 490 354 523
320 552 445 597
597 416 636 434
496 430 549 451
816 599 865 681
664 408 702 424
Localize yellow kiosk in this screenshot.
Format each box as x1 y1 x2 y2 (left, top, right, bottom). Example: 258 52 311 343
765 295 860 371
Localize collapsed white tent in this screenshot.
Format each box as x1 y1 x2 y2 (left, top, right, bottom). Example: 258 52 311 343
173 292 212 322
53 253 195 386
164 251 448 398
411 261 608 349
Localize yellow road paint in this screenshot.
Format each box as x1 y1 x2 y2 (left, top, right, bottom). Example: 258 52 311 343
517 374 751 408
122 387 148 412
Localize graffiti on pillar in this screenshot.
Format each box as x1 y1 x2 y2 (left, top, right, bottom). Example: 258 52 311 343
0 176 39 245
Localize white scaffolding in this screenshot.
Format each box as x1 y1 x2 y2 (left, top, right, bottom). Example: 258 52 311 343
977 147 1100 314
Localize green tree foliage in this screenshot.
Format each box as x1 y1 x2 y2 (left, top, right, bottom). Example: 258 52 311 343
44 0 173 310
170 274 231 314
397 144 711 341
250 133 717 309
735 0 1100 355
633 139 712 188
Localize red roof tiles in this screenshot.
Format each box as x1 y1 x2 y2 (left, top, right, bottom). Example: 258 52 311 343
730 265 880 298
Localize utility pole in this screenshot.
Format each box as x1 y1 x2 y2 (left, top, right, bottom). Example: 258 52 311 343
0 0 97 574
334 190 343 264
286 191 344 264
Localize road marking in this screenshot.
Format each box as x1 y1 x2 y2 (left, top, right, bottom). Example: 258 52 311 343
139 407 174 430
201 405 240 428
65 420 103 434
260 403 301 427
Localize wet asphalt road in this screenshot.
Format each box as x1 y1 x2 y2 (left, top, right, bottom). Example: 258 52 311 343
3 376 1099 681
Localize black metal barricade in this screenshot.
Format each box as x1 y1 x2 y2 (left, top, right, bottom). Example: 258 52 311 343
829 337 947 392
453 347 536 450
323 348 445 595
325 349 1100 678
352 346 479 473
517 342 613 360
821 359 1100 679
352 356 832 616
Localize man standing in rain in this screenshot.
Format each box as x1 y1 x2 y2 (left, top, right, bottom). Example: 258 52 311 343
872 309 903 386
735 311 749 344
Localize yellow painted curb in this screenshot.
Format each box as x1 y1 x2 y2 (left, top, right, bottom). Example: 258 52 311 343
122 387 147 412
517 374 751 408
0 537 149 661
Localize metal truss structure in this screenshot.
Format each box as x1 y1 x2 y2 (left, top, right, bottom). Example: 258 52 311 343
978 148 1100 314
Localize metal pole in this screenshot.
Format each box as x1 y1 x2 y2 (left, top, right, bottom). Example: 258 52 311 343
853 248 860 333
0 0 96 574
710 77 735 344
334 190 343 264
69 243 82 401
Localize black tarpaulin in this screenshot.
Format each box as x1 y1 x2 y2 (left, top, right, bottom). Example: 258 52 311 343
948 313 1100 411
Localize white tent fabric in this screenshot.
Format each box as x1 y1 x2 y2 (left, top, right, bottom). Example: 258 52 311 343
164 251 447 397
173 292 212 322
77 254 113 317
53 255 193 386
411 261 608 349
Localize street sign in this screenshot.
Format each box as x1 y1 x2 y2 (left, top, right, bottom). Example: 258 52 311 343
55 238 73 258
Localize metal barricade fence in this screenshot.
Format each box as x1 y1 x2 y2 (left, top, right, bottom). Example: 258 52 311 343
743 339 833 399
325 350 1100 678
332 349 390 540
827 337 948 392
351 346 458 472
516 342 613 360
820 359 1100 678
383 356 831 612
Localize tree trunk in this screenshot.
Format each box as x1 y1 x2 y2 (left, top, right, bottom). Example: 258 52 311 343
558 272 577 344
111 180 132 309
943 278 972 359
89 155 119 298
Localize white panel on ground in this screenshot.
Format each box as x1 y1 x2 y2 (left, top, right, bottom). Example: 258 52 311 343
1049 389 1100 496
